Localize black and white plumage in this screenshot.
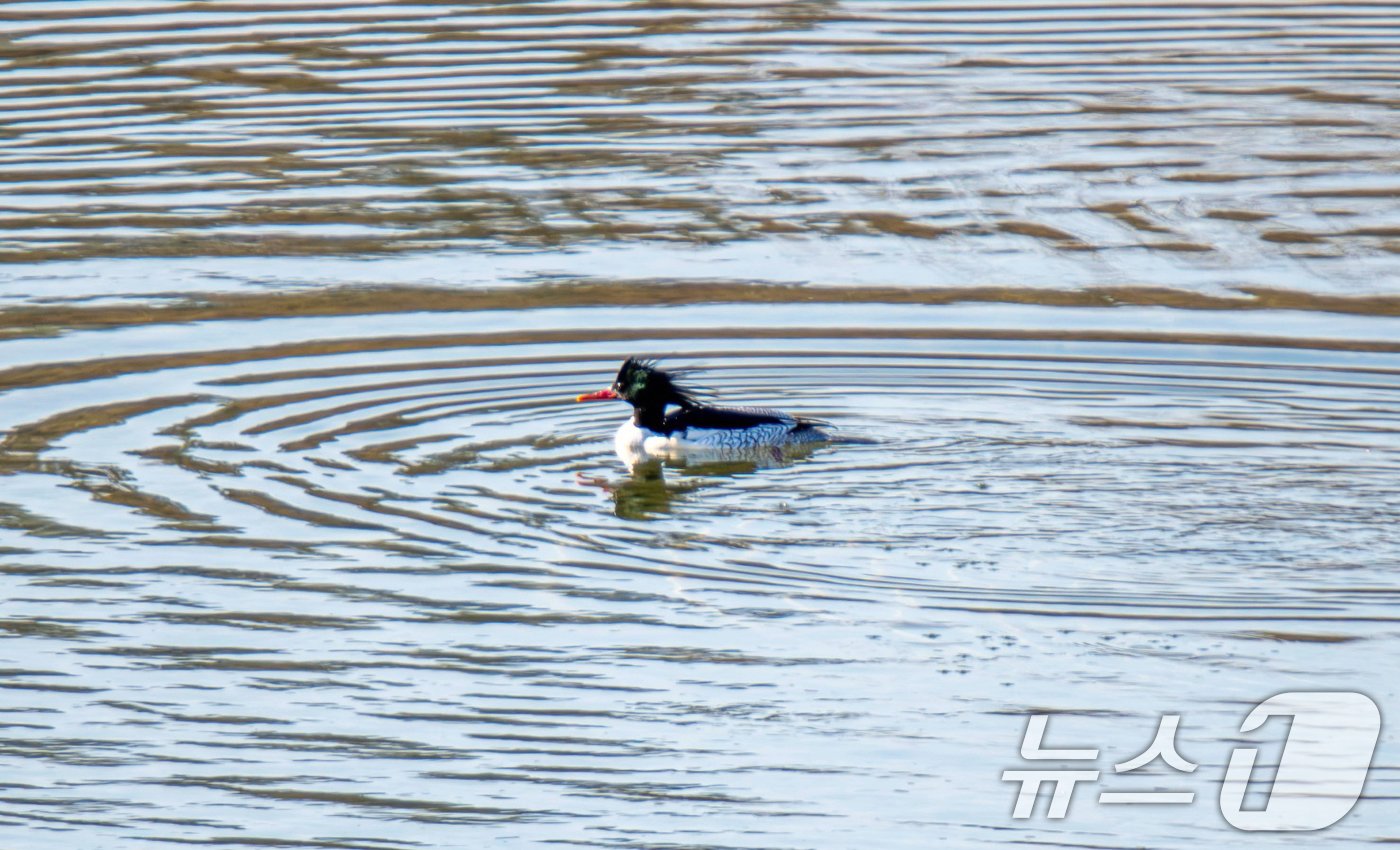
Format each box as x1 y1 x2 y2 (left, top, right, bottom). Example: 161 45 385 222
577 358 828 463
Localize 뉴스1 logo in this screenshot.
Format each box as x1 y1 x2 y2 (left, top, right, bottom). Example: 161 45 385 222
1002 691 1381 831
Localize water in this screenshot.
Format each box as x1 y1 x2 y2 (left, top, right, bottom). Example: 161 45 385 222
0 2 1398 847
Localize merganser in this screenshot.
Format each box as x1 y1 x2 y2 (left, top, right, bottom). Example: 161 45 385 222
576 358 829 462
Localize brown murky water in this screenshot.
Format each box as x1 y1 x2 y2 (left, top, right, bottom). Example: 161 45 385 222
0 2 1398 848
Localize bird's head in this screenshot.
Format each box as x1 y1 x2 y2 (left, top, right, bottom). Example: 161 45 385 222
576 357 701 409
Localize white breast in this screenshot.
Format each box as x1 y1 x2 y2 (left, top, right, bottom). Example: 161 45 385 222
614 420 678 464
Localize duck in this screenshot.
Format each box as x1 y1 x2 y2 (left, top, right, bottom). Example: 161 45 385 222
576 357 829 462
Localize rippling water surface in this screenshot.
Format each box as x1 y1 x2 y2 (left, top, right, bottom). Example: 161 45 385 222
0 2 1398 848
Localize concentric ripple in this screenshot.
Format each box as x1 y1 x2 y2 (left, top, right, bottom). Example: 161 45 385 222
1 0 1398 844
0 295 1398 847
4 299 1400 620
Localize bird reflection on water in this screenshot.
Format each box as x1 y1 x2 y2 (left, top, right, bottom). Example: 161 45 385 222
583 443 827 520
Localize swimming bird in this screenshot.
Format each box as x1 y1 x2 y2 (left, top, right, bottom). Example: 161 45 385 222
576 357 829 462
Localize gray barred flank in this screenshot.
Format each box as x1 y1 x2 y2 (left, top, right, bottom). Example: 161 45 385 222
683 423 798 449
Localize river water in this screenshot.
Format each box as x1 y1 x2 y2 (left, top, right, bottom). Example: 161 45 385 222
0 2 1398 847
